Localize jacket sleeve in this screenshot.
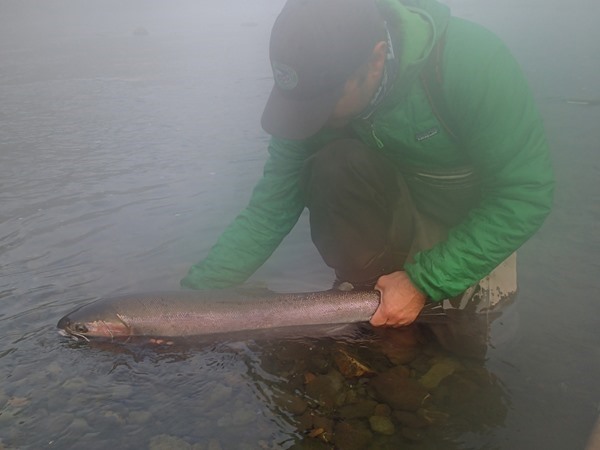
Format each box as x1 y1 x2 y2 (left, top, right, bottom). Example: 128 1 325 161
181 138 309 289
404 24 555 301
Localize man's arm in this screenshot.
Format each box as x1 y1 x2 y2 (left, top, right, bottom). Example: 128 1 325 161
373 22 554 324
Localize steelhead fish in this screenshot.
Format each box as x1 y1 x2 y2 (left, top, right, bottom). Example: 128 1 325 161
57 289 446 341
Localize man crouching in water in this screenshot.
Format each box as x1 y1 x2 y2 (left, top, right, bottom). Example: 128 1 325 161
181 0 554 358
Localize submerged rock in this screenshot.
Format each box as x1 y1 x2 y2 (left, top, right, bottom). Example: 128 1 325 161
369 415 395 435
337 399 378 420
149 434 198 450
419 357 463 390
273 391 308 416
393 410 429 429
370 368 429 412
333 348 376 378
334 420 373 450
400 426 425 442
304 370 345 409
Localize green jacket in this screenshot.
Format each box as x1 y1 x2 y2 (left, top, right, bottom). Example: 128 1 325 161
181 0 554 301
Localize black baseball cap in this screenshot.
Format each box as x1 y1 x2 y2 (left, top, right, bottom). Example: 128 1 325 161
261 0 385 140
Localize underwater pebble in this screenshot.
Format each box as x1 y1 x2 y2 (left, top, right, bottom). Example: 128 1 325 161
111 384 133 398
304 370 344 410
373 403 391 417
232 407 256 426
46 362 62 376
273 392 308 416
61 377 87 391
216 413 232 427
370 369 429 412
393 410 429 429
338 399 377 419
0 409 18 425
207 438 222 450
369 415 395 435
205 384 233 409
400 426 425 441
149 434 193 450
128 410 152 424
333 420 373 450
66 417 91 434
101 409 126 425
419 357 463 390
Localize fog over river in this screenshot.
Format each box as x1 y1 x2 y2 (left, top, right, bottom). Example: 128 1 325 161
0 0 598 449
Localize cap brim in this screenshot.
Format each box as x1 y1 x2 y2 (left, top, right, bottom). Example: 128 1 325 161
261 85 343 140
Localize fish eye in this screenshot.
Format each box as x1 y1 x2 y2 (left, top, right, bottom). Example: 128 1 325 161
74 323 88 333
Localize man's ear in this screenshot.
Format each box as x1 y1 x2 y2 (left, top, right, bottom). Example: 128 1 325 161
369 41 388 80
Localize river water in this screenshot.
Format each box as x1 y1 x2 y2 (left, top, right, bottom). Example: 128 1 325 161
0 1 598 449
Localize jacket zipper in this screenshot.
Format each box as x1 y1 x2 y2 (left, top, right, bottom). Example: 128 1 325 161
370 121 384 149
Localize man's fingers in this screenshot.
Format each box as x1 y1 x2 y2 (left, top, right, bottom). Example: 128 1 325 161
369 305 387 327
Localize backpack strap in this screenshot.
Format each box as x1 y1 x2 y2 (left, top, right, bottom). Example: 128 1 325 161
420 31 461 143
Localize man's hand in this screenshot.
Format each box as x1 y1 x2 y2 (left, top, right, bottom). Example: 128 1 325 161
370 271 426 327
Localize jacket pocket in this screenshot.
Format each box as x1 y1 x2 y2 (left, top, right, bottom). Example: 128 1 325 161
404 165 482 227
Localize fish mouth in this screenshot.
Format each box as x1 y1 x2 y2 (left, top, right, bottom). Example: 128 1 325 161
57 328 90 342
57 314 132 342
57 316 91 342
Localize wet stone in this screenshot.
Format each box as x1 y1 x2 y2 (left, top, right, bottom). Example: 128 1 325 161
409 354 433 374
333 348 376 379
205 383 233 409
46 362 62 376
419 357 463 390
369 415 395 435
149 434 193 450
393 410 429 429
373 403 391 417
289 438 331 450
61 377 87 391
207 438 222 450
232 407 256 426
127 410 152 424
273 391 308 416
66 417 91 434
333 420 373 450
417 407 449 425
308 356 331 374
370 369 430 412
440 373 480 402
461 362 497 388
216 413 232 427
304 370 344 410
111 384 133 398
337 399 377 420
0 409 18 425
374 327 423 365
400 426 425 442
312 414 334 436
102 410 126 425
297 410 315 431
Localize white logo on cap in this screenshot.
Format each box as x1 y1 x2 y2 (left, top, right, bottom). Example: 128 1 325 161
272 62 298 90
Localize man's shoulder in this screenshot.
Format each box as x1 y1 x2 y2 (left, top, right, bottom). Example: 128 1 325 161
444 17 507 62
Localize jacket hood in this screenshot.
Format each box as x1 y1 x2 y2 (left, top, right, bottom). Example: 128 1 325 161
376 0 451 102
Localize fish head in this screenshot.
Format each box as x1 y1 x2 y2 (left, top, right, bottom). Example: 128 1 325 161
57 309 131 341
